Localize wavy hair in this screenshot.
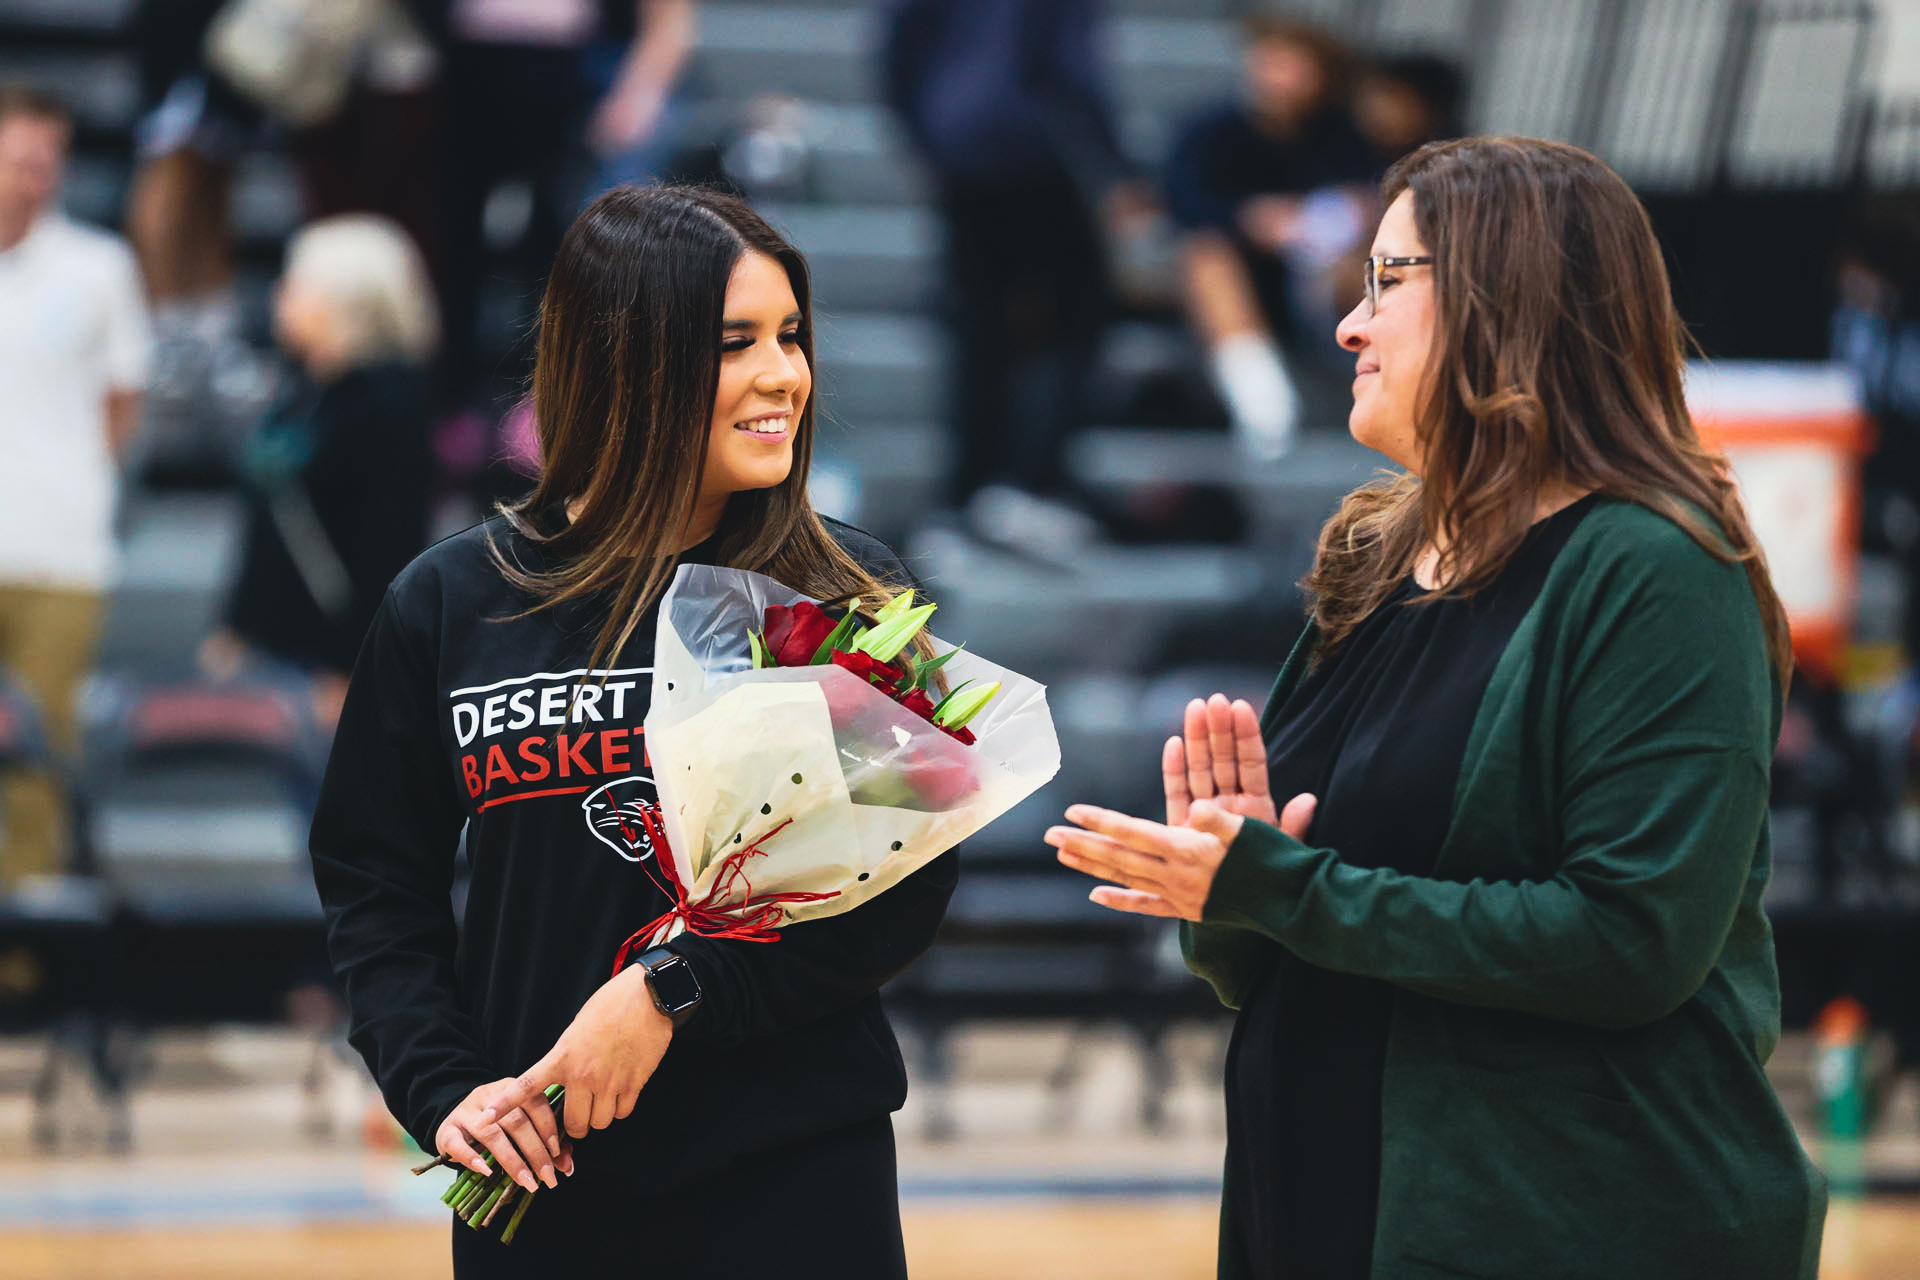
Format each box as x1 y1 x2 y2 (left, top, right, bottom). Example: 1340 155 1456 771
1304 137 1792 685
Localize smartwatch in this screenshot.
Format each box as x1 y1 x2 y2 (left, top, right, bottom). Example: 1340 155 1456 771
633 946 702 1027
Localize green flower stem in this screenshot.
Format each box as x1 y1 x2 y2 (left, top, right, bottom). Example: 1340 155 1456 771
501 1189 537 1245
481 1183 520 1229
458 1175 494 1217
469 1180 509 1229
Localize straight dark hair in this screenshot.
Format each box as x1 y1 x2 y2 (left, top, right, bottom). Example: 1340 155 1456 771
1304 137 1793 686
490 184 906 672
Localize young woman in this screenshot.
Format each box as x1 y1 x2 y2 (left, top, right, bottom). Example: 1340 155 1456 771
1049 138 1827 1278
309 185 952 1277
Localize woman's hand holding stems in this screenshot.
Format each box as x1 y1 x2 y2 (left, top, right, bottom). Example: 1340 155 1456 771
1048 693 1318 921
435 964 675 1191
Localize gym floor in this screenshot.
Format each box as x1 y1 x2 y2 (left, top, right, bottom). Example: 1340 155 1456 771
0 1025 1913 1278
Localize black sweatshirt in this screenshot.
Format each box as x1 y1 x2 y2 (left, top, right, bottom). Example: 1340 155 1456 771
309 514 958 1189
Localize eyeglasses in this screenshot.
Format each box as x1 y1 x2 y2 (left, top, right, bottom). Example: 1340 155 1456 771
1362 255 1433 316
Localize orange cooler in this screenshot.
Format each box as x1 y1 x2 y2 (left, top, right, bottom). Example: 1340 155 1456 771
1685 362 1873 681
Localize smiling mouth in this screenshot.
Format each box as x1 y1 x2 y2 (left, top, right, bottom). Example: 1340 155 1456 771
735 413 791 435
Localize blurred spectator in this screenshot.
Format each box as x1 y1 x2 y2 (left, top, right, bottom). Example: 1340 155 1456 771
1834 198 1920 700
424 0 694 405
884 0 1145 555
1164 18 1378 460
1353 54 1465 167
200 216 437 730
0 87 152 885
125 0 444 479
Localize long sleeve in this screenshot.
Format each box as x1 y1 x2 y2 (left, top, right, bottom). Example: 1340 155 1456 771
1191 523 1777 1031
310 588 495 1149
664 850 957 1046
308 368 435 671
1163 110 1243 233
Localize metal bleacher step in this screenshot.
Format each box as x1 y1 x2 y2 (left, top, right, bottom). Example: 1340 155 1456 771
814 419 1378 554
794 102 932 207
0 0 132 29
762 202 938 311
812 419 949 547
97 493 244 678
1070 428 1380 548
696 4 880 104
695 4 1240 122
904 526 1270 681
0 45 139 132
812 309 944 426
1107 15 1239 119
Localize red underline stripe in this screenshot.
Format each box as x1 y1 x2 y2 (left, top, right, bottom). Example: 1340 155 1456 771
477 785 594 812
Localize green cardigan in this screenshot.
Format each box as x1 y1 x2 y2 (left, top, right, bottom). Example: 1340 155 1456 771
1184 499 1827 1280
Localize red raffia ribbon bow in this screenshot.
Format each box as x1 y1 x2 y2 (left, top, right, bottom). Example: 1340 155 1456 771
610 803 840 976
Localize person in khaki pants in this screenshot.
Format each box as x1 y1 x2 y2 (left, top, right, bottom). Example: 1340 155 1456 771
0 589 104 882
0 87 152 885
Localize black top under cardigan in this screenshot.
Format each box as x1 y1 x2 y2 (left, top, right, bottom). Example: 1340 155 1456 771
1227 495 1596 1278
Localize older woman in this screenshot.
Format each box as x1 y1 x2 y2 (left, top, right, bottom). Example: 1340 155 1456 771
1048 137 1826 1280
202 213 437 725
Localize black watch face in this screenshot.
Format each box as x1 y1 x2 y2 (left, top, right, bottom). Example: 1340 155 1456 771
648 957 701 1011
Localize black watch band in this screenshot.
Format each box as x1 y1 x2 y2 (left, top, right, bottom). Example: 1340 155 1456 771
633 946 702 1028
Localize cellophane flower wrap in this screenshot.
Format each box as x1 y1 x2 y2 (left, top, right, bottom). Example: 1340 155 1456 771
633 563 1059 951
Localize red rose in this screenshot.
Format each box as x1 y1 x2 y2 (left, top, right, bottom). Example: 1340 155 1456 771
830 649 905 690
897 687 937 721
900 745 980 810
940 724 976 747
764 602 837 667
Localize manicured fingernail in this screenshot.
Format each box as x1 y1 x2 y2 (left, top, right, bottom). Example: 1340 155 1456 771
518 1172 537 1193
542 1168 557 1189
470 1159 489 1174
548 1138 560 1157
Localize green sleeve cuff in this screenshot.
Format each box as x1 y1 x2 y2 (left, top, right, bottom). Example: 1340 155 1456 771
1201 816 1313 932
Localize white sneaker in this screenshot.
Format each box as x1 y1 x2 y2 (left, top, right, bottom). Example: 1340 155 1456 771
966 484 1103 565
1211 332 1300 462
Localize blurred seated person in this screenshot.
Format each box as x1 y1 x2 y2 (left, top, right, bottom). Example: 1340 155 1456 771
200 216 436 729
1164 18 1378 460
1353 54 1465 168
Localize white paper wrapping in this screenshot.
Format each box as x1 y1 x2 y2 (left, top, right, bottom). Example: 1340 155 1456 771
639 563 1059 943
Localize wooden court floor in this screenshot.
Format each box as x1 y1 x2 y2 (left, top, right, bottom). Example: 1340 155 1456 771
2 1198 1916 1279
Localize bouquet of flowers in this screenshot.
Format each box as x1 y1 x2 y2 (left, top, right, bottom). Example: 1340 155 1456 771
610 562 1060 969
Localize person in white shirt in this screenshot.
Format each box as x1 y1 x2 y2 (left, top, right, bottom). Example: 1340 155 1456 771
0 86 152 884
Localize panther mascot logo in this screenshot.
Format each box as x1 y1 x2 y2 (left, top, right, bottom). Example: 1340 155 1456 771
581 776 659 862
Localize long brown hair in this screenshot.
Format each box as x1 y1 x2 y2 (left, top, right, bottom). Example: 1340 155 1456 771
490 185 906 672
1304 136 1793 685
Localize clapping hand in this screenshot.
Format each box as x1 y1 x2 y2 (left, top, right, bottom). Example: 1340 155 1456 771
1047 694 1317 921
